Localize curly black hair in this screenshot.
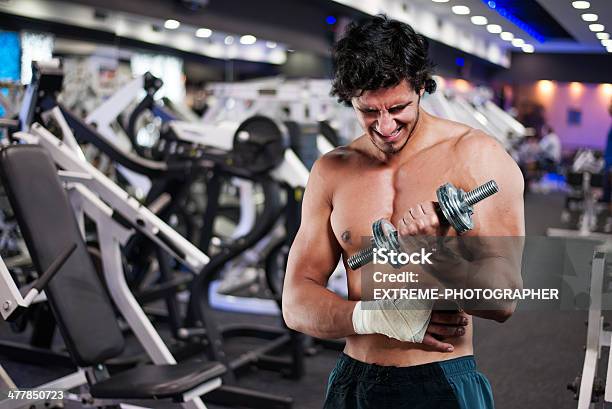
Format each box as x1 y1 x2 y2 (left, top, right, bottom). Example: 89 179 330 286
331 15 436 106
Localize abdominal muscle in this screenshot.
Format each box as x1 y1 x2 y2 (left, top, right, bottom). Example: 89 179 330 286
344 327 474 367
343 266 474 367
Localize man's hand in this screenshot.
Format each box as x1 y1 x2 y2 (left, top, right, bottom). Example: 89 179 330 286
399 201 448 237
422 310 469 352
351 299 467 352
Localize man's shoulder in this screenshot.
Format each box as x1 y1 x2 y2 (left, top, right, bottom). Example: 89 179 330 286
427 114 469 136
308 146 349 183
315 142 364 171
308 143 367 197
453 127 506 159
451 127 523 190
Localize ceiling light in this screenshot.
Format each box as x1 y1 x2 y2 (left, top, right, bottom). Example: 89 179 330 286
486 24 502 34
500 32 514 41
581 13 598 22
240 35 256 45
431 0 450 2
224 36 234 45
569 82 583 96
451 5 470 15
471 16 488 25
511 38 524 47
195 28 212 38
607 46 612 53
164 19 180 30
266 41 277 49
602 39 612 47
537 80 555 94
522 44 534 53
589 24 604 32
572 1 590 9
596 33 609 40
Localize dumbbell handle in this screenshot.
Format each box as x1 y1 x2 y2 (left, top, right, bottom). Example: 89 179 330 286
348 244 375 271
464 180 498 207
347 219 399 270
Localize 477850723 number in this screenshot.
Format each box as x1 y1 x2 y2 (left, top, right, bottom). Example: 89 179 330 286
6 390 64 400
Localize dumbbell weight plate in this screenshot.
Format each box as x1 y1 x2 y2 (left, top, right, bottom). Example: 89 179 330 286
372 218 403 268
436 183 473 234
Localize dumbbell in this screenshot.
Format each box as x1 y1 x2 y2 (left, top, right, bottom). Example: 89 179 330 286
347 180 499 270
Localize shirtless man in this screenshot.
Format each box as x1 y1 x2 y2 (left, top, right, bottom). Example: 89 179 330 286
282 16 524 409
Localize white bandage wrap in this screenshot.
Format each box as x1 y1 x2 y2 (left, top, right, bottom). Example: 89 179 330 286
352 299 434 343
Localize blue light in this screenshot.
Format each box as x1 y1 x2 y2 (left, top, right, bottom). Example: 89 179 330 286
326 16 337 25
0 31 20 81
0 31 20 118
480 0 545 42
455 57 465 67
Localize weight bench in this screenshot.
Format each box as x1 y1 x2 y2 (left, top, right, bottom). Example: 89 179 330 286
0 144 225 407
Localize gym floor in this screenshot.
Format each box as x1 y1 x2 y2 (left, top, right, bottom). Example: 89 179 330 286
0 192 595 409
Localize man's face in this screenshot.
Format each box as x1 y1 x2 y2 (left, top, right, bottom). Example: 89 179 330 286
352 80 421 155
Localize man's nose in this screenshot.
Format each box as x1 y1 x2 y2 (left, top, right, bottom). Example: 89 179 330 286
376 111 396 135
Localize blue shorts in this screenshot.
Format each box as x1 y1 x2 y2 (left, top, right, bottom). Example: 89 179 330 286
324 353 494 409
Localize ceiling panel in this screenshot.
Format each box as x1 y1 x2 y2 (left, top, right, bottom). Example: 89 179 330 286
408 0 609 53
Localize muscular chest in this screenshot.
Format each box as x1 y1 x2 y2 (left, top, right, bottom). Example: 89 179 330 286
330 154 457 257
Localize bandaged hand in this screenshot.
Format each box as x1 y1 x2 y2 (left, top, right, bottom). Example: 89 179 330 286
352 298 433 343
352 299 468 352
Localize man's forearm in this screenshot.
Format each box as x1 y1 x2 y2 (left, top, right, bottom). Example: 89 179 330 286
418 235 524 319
434 257 521 321
283 279 357 339
462 258 522 321
425 236 523 292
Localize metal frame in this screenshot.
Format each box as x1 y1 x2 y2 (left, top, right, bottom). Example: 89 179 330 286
15 126 215 409
0 253 86 409
204 79 341 124
85 76 144 145
0 251 34 321
0 369 87 409
8 69 299 408
16 123 295 408
20 124 209 272
573 248 611 408
562 242 612 409
548 171 603 238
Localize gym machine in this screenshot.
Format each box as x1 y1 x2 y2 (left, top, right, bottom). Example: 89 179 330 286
86 71 316 311
0 142 225 409
567 243 612 408
15 62 207 346
0 243 89 409
203 78 348 163
14 122 294 408
16 60 338 381
548 150 609 238
98 75 314 380
21 64 292 314
12 61 298 408
189 79 344 297
86 70 307 238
